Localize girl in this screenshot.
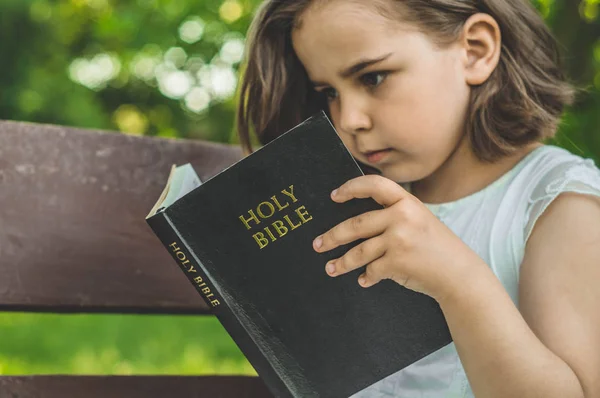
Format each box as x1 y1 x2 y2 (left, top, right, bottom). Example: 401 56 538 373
237 1 600 397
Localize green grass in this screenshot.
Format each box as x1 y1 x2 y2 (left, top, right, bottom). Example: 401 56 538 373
0 313 255 375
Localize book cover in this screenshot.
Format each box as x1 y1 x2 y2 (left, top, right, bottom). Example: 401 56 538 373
146 111 451 398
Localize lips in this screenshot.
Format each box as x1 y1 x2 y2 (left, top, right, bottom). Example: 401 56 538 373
363 148 392 164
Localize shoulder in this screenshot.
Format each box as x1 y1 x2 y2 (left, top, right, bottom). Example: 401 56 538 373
521 144 600 265
525 191 600 252
517 145 600 292
520 145 600 243
521 190 600 295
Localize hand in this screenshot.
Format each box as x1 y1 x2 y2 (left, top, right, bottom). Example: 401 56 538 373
312 175 485 302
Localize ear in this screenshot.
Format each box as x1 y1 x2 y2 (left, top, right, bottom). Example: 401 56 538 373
460 13 501 86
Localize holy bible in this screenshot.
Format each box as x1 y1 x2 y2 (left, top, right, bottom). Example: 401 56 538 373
145 111 451 398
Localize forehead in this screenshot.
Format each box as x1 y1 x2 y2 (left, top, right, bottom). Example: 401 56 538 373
296 0 400 26
291 1 413 76
294 0 399 42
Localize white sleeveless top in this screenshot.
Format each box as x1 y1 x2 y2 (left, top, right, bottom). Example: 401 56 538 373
351 145 600 398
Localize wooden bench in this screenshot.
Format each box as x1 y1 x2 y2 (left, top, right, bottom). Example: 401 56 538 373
0 120 272 397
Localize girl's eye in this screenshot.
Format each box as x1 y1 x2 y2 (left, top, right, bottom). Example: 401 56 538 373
315 72 387 102
321 87 338 101
360 71 388 88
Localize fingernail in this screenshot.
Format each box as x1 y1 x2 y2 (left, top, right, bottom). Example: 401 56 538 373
358 275 366 286
326 262 336 275
314 236 323 250
331 189 338 198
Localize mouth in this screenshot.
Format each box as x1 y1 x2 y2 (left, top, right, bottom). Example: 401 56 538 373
362 148 393 164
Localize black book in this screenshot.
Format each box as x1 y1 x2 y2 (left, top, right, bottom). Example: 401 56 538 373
145 111 451 398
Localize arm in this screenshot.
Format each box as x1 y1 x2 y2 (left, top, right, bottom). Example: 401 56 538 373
439 192 600 398
314 175 600 397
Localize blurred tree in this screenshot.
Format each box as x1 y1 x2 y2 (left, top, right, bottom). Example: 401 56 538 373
0 0 598 159
0 0 262 142
538 0 600 160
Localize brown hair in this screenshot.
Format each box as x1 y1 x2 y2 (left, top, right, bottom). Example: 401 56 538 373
237 0 574 162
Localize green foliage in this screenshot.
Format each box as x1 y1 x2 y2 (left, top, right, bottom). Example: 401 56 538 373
0 0 264 142
0 0 598 375
0 313 255 375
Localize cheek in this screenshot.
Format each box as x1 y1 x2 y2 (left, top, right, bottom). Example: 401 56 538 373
337 129 357 153
327 108 356 146
426 56 470 126
382 60 468 143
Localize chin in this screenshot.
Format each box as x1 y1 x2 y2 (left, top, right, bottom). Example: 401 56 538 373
379 164 429 185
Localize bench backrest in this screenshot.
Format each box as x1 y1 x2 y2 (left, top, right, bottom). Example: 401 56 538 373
0 120 244 314
0 120 272 397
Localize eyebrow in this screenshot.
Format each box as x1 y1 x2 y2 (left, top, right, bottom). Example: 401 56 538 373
311 52 393 88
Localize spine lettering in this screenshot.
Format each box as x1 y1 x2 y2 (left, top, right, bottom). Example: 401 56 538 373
168 241 221 307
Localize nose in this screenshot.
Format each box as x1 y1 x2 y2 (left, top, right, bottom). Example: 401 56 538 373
337 96 372 136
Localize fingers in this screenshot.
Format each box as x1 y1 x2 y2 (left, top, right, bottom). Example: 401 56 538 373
358 257 388 288
314 209 387 252
358 258 410 289
317 175 414 289
331 175 409 207
325 236 386 277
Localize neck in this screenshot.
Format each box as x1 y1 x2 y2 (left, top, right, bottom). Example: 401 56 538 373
411 137 542 205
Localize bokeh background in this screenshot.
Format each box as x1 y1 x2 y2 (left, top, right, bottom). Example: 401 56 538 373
0 0 598 375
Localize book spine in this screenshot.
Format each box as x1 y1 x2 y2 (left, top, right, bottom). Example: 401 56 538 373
146 210 294 398
147 210 223 310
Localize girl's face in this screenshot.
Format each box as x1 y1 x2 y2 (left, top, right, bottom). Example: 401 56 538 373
292 1 472 183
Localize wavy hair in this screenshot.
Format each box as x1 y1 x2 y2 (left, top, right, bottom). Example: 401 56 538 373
237 0 574 162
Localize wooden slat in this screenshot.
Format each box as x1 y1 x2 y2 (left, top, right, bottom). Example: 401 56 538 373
0 120 244 314
0 376 272 398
